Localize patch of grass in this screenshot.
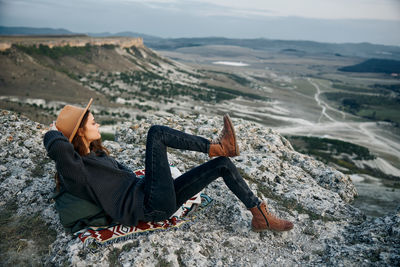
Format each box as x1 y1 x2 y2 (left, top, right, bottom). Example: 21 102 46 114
100 119 117 125
16 44 93 59
322 91 400 125
293 79 316 96
358 107 400 126
205 70 252 86
129 46 143 58
225 73 251 86
0 49 11 55
200 83 270 101
0 201 57 266
175 248 186 267
312 249 325 257
101 132 115 141
367 248 384 262
136 114 146 121
286 135 400 181
176 68 203 79
371 83 400 94
154 249 172 267
338 58 400 74
287 136 376 160
119 70 166 85
31 157 51 177
107 241 139 267
122 240 140 251
108 248 123 267
332 83 375 93
101 44 116 49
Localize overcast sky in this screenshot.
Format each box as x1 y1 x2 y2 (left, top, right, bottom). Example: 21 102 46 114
1 0 400 45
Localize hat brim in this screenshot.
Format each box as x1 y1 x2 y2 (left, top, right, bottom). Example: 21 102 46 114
68 98 93 142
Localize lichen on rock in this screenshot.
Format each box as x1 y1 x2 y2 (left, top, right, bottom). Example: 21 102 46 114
0 110 399 266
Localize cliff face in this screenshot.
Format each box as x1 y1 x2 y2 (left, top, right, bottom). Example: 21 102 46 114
0 110 399 266
0 36 144 51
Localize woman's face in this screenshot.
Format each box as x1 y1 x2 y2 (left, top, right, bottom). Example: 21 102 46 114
82 113 101 143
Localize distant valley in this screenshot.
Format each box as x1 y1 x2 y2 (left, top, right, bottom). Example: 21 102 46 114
0 31 399 216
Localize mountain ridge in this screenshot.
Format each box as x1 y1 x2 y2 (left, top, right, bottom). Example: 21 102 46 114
0 26 75 35
1 26 399 59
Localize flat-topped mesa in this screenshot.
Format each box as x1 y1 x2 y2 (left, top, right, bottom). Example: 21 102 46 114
0 35 144 51
0 42 11 51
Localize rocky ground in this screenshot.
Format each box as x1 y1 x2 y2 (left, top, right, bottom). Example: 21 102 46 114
0 109 399 266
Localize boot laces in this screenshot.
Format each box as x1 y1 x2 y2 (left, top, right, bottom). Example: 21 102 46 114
261 203 277 218
211 127 226 144
262 205 271 215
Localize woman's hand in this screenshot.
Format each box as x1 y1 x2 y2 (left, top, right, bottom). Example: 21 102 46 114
49 121 58 131
41 121 58 135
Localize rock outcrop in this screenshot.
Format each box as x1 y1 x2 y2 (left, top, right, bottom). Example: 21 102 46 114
0 109 399 266
0 36 144 51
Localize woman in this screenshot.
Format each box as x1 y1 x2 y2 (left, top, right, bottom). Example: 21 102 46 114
44 98 293 232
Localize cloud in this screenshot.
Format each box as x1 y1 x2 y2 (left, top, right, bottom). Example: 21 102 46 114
2 0 399 21
118 0 400 21
0 0 399 45
191 0 400 21
115 0 277 19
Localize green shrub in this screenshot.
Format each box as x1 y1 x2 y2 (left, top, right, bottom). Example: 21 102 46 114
15 43 93 59
101 132 115 141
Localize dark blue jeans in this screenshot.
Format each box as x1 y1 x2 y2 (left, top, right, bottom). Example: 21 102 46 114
143 125 260 222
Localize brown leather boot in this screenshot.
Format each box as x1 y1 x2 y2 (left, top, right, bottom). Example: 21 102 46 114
249 202 294 232
209 114 240 157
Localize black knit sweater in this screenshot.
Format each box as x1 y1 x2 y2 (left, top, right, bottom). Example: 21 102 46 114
43 130 145 226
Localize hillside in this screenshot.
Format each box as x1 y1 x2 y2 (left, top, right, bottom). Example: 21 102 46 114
0 26 75 35
1 110 399 266
144 37 400 60
338 58 400 74
0 36 266 124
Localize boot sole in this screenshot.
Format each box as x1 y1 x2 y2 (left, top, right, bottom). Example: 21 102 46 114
224 114 240 156
251 226 293 232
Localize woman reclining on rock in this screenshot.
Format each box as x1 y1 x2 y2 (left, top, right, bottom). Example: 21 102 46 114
43 98 293 232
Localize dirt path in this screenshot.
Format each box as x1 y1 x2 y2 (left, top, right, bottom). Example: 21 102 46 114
307 78 353 122
270 79 400 175
309 78 336 123
312 79 348 120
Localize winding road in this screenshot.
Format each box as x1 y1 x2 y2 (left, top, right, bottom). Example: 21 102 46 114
274 78 400 176
308 78 347 122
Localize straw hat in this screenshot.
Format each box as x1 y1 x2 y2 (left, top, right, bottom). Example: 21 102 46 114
56 98 93 142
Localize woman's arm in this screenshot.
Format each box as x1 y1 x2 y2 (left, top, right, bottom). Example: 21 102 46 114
43 130 88 184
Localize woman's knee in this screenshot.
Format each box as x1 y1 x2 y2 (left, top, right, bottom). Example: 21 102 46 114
148 125 163 136
212 156 236 172
147 125 166 142
213 156 232 165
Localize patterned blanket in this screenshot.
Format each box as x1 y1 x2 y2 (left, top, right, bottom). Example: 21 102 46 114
76 167 213 247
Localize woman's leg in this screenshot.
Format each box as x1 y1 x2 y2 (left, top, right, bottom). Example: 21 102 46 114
174 157 294 232
174 156 260 209
143 125 210 221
